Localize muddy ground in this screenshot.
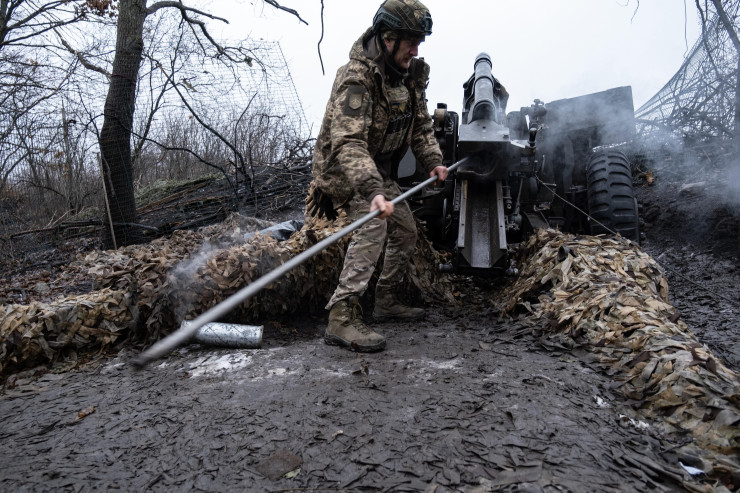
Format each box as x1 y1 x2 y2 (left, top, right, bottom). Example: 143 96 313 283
638 178 740 373
0 177 738 491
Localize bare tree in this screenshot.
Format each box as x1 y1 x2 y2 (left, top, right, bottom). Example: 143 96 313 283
0 1 84 49
0 1 94 227
696 0 740 142
95 0 306 248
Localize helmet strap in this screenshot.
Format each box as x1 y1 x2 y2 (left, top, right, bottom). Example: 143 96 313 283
391 38 401 59
379 34 407 82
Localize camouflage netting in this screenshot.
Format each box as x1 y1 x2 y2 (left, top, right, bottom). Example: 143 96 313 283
164 215 456 325
502 228 740 484
0 289 135 376
0 213 454 378
84 212 455 334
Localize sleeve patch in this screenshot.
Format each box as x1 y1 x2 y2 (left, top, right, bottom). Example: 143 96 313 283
344 85 366 116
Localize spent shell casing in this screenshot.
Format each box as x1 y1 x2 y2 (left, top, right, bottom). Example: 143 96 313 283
182 321 263 348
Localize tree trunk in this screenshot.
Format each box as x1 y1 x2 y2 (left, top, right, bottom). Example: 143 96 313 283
709 0 740 146
99 0 148 248
735 55 740 145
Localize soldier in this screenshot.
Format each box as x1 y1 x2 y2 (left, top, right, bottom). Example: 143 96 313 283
306 0 448 352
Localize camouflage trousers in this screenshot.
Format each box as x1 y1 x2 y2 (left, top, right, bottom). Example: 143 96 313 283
326 179 417 309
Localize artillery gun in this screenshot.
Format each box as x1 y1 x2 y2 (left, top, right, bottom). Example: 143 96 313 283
401 53 640 275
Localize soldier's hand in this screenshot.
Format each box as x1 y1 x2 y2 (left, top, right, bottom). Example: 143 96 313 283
305 185 338 221
370 194 394 219
430 166 448 185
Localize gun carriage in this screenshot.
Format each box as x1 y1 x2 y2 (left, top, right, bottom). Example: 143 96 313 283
401 53 639 275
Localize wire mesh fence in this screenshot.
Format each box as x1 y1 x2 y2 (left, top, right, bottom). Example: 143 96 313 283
632 4 739 188
635 3 739 142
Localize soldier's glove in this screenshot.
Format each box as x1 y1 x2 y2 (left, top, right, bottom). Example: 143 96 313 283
306 185 338 221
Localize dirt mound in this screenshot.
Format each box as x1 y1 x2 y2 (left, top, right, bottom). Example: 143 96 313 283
635 153 740 375
640 182 740 258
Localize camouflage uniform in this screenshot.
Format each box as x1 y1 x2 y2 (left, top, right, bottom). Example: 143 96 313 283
312 28 443 309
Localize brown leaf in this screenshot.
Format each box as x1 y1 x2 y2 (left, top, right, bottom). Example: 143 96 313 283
705 357 718 376
76 406 95 421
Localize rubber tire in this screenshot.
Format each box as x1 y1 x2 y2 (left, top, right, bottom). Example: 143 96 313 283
586 150 640 242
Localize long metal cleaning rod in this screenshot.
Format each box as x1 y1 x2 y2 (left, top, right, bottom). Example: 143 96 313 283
132 157 467 368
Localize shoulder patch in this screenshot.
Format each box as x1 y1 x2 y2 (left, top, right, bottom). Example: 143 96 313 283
349 93 362 110
344 85 366 116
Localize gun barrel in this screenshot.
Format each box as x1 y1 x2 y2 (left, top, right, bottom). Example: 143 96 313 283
470 53 496 122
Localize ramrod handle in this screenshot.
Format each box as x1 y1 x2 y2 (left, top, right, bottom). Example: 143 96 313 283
132 158 468 368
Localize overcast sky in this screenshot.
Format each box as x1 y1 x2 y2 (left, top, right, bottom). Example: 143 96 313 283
207 0 701 134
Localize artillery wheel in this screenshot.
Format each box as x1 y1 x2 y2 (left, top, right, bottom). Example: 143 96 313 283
586 150 640 242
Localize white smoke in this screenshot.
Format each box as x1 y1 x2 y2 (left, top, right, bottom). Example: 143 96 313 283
720 157 740 212
171 241 220 282
169 241 222 324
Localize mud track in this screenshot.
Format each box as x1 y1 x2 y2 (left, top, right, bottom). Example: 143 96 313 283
0 308 704 492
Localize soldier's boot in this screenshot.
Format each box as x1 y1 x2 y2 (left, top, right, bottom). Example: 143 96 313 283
373 286 425 321
325 296 386 352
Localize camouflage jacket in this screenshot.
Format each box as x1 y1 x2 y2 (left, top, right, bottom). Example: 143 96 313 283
311 28 443 207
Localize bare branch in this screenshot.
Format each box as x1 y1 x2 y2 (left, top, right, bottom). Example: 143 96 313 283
147 1 254 64
0 0 82 48
710 0 740 53
133 50 176 164
146 1 228 23
55 31 111 79
696 0 708 26
263 0 308 25
179 8 248 64
3 0 72 28
630 0 640 22
695 0 722 77
683 0 689 53
318 0 325 75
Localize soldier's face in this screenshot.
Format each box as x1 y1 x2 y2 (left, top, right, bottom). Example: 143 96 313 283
385 36 424 70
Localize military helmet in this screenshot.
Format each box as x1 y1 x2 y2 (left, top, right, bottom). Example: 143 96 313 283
372 0 433 37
